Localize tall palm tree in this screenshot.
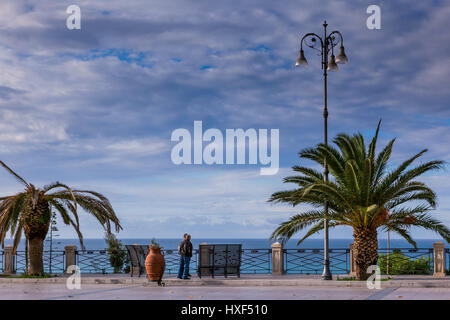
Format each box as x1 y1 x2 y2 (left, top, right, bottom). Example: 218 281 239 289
0 161 122 275
269 121 449 280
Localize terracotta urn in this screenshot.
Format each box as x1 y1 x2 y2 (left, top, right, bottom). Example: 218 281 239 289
145 247 165 281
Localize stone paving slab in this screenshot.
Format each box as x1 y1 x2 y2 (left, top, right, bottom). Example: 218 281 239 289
0 283 449 300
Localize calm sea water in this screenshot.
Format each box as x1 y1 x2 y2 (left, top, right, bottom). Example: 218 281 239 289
3 238 448 251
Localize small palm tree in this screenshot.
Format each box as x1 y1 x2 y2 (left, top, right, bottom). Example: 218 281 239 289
0 161 122 275
269 121 449 280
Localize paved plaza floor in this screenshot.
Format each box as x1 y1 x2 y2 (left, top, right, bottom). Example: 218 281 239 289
0 274 448 300
0 282 448 300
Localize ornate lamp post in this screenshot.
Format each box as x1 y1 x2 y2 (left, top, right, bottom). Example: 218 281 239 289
295 21 348 280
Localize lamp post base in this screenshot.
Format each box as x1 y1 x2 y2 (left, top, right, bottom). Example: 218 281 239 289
322 259 332 280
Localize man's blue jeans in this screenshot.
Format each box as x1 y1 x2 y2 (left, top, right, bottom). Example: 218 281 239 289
178 256 191 279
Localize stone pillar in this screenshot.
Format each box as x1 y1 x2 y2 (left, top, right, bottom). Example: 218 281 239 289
271 242 284 275
3 245 15 275
349 243 356 277
433 242 446 278
65 245 77 273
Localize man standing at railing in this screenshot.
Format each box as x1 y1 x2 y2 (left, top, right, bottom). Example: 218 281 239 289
177 233 193 279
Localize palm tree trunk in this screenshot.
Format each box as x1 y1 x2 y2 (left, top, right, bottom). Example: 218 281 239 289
23 200 51 275
29 237 45 275
353 228 378 280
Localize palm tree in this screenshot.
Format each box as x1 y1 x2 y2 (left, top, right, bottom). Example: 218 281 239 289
0 161 122 275
269 121 449 280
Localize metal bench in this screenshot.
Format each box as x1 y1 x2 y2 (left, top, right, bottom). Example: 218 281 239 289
126 245 146 277
197 244 242 278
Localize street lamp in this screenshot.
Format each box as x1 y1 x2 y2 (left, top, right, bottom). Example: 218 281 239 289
295 21 348 280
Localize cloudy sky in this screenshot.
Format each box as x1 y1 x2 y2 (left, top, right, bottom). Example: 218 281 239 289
0 0 449 240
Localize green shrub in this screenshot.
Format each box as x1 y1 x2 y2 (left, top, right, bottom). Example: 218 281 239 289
150 238 160 249
378 251 431 275
105 232 128 273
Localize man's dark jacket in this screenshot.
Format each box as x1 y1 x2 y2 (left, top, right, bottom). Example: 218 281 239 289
178 239 193 257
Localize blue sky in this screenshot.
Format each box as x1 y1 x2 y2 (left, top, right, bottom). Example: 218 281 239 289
0 0 449 240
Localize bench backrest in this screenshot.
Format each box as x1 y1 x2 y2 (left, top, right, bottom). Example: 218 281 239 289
135 245 147 267
212 244 241 268
198 244 242 276
125 245 140 268
140 245 149 256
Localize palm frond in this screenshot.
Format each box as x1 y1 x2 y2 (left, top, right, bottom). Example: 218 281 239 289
368 119 382 161
372 138 395 188
269 210 327 243
49 199 86 250
0 160 29 187
296 220 345 245
269 121 447 245
382 224 417 248
410 213 450 242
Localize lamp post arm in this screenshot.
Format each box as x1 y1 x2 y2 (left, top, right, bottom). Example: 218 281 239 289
300 33 324 48
300 33 324 68
326 30 344 54
300 33 324 56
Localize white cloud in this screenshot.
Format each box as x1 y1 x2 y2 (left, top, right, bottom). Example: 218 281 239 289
0 0 448 239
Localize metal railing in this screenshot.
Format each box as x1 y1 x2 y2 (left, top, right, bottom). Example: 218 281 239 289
378 248 433 275
14 250 65 274
162 249 198 274
43 250 65 274
284 248 349 274
0 246 443 275
76 250 117 274
241 249 271 274
162 248 271 274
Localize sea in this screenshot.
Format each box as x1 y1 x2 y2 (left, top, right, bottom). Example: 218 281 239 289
3 238 448 251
